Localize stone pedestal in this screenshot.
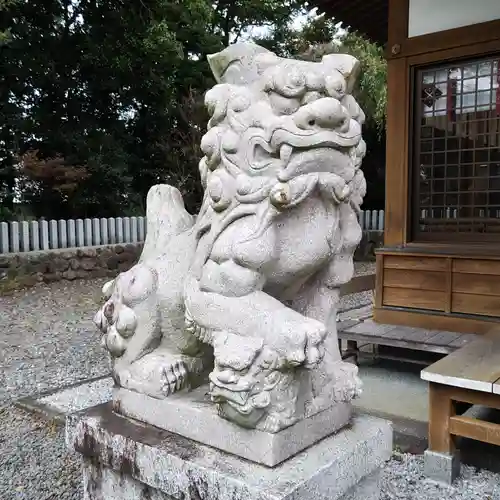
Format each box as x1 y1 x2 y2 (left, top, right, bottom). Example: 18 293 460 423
113 386 352 466
424 449 461 484
66 404 392 500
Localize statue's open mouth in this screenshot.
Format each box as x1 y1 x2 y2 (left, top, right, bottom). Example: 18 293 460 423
271 127 361 152
209 374 260 416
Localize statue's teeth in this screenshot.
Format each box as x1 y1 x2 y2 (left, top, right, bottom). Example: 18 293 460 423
279 144 292 165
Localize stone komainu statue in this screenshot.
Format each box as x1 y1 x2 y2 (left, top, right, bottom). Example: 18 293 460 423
94 42 367 433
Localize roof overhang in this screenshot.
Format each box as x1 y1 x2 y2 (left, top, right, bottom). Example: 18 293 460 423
312 0 388 46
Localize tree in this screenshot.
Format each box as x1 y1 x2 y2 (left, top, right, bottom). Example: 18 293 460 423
140 0 308 213
0 0 214 218
0 0 310 218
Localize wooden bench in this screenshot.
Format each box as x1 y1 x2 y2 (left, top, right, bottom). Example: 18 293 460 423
337 273 477 363
421 336 500 483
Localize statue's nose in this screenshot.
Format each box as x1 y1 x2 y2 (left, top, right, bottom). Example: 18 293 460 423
293 98 350 133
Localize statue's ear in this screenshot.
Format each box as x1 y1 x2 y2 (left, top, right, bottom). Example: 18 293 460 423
322 53 361 94
207 42 276 84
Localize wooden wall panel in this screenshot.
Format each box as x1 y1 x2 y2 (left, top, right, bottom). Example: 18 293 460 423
383 287 445 311
453 274 500 296
378 251 500 325
453 260 500 276
384 255 447 271
452 294 500 317
384 268 445 291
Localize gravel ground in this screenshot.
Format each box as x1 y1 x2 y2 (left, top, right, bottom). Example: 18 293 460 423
382 453 500 500
2 265 499 499
0 278 110 499
0 279 110 407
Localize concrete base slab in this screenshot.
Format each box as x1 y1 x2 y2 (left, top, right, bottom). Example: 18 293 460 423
113 386 352 466
424 449 461 484
16 375 113 421
67 403 393 500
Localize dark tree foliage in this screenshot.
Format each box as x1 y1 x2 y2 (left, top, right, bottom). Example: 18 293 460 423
0 2 386 218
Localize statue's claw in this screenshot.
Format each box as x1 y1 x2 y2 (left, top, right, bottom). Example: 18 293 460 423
161 359 188 396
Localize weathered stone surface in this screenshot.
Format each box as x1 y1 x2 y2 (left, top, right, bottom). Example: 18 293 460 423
80 258 97 271
0 243 142 290
114 386 351 466
62 269 78 280
115 245 125 254
424 449 461 485
106 255 120 270
69 258 80 270
90 268 109 279
67 406 392 500
53 257 70 272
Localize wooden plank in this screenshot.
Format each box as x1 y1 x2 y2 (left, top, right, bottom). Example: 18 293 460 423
453 273 500 296
384 255 447 272
339 273 375 297
452 293 500 317
421 338 500 392
337 331 456 354
445 258 452 314
381 326 427 341
423 330 462 347
383 268 445 291
383 287 445 311
449 416 500 446
440 385 500 410
373 307 499 335
375 254 384 309
343 319 398 336
428 383 456 454
453 259 500 276
449 334 478 349
384 55 408 246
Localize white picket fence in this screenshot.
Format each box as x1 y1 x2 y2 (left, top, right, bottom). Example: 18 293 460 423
0 210 385 254
0 217 147 254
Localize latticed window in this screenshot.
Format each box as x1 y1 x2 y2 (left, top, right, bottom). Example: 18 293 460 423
412 55 500 241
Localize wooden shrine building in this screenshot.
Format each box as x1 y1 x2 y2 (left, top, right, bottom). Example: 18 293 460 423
316 0 500 334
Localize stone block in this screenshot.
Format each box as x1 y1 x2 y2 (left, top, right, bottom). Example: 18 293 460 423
69 258 80 270
80 258 97 270
62 269 78 280
67 405 392 500
424 449 461 484
106 255 120 270
53 257 70 272
114 386 352 467
81 248 98 258
90 268 109 279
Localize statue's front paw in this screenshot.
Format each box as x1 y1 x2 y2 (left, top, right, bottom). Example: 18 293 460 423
332 361 362 402
116 352 190 399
